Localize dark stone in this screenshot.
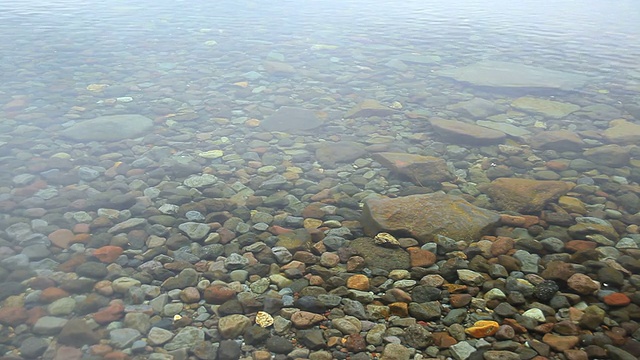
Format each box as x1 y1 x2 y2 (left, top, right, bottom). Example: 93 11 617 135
75 262 108 279
0 282 25 300
404 324 432 349
218 300 244 317
58 318 100 346
244 326 270 346
534 280 560 302
297 329 326 350
412 285 442 302
19 337 48 358
217 340 241 360
295 296 326 313
266 336 294 354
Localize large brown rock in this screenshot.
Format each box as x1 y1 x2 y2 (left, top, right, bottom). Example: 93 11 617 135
483 178 573 213
603 119 640 145
529 130 585 152
361 193 500 244
372 152 455 186
429 118 506 145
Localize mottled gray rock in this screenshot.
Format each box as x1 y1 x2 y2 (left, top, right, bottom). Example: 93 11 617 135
110 328 141 348
19 337 49 358
60 114 153 141
164 326 205 351
178 222 211 241
436 61 589 90
32 316 68 335
148 327 174 346
261 106 323 131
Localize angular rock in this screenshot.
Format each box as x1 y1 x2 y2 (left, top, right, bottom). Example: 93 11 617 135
372 152 455 186
348 237 410 271
314 141 367 167
511 96 580 118
529 130 585 152
362 193 500 244
58 318 100 346
344 99 397 118
483 178 573 213
261 106 323 132
429 118 506 145
603 119 640 145
435 61 589 91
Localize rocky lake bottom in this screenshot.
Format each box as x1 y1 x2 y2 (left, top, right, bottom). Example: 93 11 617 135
1 1 640 360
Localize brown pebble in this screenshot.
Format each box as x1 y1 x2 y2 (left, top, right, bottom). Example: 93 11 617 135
495 325 516 340
567 273 600 295
180 287 201 303
48 228 75 249
449 293 473 308
93 300 125 324
491 237 515 257
92 246 124 263
389 302 409 317
40 287 70 303
203 284 237 304
344 333 367 352
290 311 325 329
0 306 28 326
432 332 457 348
407 247 436 267
346 274 370 291
542 333 580 352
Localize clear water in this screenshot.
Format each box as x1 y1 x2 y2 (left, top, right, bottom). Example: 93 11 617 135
1 0 639 109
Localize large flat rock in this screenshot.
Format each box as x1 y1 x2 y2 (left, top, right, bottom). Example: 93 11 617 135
429 118 506 145
436 61 589 91
482 178 574 214
261 106 323 132
362 193 500 244
60 114 153 141
372 152 455 186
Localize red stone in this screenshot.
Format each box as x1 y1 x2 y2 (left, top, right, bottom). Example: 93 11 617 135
93 246 124 263
344 333 367 352
26 307 47 326
565 240 597 252
203 284 236 304
0 306 28 326
103 351 131 360
93 300 125 324
491 237 515 257
407 247 436 267
40 287 70 303
48 229 75 249
603 293 631 307
268 225 294 235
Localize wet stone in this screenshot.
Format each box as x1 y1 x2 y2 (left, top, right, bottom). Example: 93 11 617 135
19 337 49 359
110 328 141 349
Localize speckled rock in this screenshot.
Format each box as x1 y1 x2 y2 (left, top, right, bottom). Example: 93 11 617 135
362 193 500 244
483 178 573 213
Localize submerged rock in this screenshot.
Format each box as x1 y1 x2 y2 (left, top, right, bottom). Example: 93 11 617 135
603 119 640 145
260 106 323 132
372 152 455 186
361 193 500 244
435 61 589 91
429 118 506 145
483 178 573 213
60 114 153 141
511 96 580 118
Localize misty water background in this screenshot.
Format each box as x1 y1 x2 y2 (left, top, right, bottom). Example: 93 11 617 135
1 0 639 109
